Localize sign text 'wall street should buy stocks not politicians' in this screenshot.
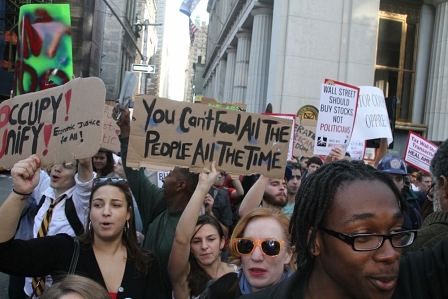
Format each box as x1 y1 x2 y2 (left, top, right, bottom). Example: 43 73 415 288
314 80 359 156
126 96 292 178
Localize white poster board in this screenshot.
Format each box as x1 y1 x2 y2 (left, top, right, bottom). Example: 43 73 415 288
314 79 359 156
404 132 438 173
347 140 366 160
350 86 393 144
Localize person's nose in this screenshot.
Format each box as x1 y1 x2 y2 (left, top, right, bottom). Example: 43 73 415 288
102 204 111 216
372 239 400 264
250 245 264 262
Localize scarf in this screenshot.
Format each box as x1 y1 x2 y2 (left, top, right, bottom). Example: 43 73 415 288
238 267 293 295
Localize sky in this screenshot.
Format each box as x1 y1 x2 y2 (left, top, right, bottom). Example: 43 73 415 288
165 0 209 101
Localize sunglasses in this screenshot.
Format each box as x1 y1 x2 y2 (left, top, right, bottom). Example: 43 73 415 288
234 238 288 257
92 177 129 190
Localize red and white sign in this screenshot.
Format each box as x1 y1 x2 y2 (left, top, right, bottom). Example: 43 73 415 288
404 132 438 173
314 79 359 156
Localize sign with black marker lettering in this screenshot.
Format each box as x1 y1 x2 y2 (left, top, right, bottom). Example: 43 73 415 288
127 96 292 178
314 79 359 156
0 77 105 168
350 86 393 144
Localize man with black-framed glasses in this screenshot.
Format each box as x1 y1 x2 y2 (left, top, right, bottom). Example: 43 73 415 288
240 159 448 299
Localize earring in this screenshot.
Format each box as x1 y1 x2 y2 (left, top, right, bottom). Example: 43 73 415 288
88 221 92 231
176 188 180 192
124 220 129 233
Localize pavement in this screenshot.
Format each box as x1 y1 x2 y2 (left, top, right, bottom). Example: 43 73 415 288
0 171 14 298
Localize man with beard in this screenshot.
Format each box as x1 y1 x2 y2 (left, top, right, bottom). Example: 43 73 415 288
238 170 287 218
114 104 199 299
282 163 302 218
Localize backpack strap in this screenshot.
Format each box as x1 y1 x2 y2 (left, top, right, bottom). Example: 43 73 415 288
69 238 80 274
65 197 85 236
36 194 46 212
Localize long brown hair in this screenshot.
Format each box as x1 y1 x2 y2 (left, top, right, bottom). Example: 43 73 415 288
78 180 152 275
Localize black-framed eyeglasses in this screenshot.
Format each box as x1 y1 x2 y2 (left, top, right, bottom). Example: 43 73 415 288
234 238 289 257
319 227 417 251
425 182 436 198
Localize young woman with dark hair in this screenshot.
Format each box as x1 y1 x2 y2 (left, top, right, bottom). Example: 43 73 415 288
0 155 161 299
169 162 237 299
92 148 115 177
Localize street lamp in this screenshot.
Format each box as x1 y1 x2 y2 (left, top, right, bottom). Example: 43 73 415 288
133 20 163 94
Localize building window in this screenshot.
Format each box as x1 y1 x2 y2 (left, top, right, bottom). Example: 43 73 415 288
374 9 418 122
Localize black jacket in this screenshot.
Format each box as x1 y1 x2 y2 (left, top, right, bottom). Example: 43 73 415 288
0 234 162 299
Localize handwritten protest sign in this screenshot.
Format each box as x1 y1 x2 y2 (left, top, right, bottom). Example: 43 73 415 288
0 77 105 168
263 113 295 161
14 4 73 95
347 139 366 160
127 96 292 178
101 105 120 153
314 79 359 156
350 86 393 144
200 97 247 111
293 119 317 158
404 132 438 173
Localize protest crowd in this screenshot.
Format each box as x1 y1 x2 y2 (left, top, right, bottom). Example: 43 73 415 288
1 3 448 299
0 91 447 299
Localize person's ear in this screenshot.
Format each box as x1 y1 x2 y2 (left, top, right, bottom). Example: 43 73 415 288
220 236 225 250
177 180 186 192
439 175 448 199
307 228 322 256
283 245 295 265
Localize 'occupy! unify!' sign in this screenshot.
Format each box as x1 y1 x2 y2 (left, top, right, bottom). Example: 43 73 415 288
0 77 106 168
314 79 359 155
127 96 292 178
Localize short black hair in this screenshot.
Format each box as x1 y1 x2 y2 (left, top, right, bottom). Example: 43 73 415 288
289 160 406 275
306 156 323 167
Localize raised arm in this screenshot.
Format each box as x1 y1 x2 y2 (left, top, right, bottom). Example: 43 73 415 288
238 175 268 218
168 162 218 299
0 155 40 242
77 157 94 182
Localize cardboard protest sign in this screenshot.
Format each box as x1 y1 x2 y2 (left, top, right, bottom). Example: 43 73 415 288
404 132 438 173
127 96 292 178
0 77 106 168
347 139 366 160
101 105 120 153
200 97 247 111
14 4 73 96
314 79 359 156
293 119 317 158
350 86 393 144
263 113 295 160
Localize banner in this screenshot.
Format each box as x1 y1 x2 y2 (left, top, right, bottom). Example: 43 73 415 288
293 119 317 158
314 79 359 155
263 113 295 161
0 77 105 168
14 4 73 95
127 96 292 178
347 139 366 160
350 86 393 144
404 131 438 173
200 97 247 111
101 104 120 153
